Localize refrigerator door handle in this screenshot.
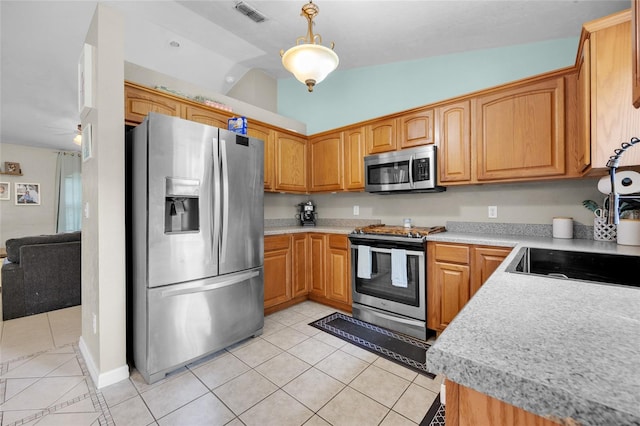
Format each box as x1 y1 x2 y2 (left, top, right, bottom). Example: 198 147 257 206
220 140 229 263
212 137 221 259
161 270 260 298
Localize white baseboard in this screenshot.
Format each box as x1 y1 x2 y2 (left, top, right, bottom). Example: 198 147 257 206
79 336 129 389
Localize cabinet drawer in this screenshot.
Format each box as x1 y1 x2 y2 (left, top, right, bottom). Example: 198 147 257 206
265 234 291 251
434 243 470 264
328 234 348 250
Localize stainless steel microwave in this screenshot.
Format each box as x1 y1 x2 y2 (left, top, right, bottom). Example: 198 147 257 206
364 145 445 193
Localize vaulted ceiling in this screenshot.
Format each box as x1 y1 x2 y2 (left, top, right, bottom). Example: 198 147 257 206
0 0 630 151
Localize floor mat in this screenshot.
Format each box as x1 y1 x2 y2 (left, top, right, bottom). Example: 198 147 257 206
309 312 434 378
420 393 445 426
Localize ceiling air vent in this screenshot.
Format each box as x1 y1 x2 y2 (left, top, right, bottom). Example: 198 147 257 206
235 1 267 23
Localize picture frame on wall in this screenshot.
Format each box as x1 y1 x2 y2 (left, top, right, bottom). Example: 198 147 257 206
0 182 9 201
15 183 40 206
82 123 93 162
78 43 95 118
4 161 21 175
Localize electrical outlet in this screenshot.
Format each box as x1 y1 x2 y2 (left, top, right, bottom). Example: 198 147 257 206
488 205 498 218
84 202 90 219
92 313 97 334
353 205 359 216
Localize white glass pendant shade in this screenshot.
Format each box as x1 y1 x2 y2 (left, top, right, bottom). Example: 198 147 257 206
282 44 339 92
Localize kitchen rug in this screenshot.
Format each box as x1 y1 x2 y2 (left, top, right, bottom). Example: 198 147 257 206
309 312 434 378
420 393 445 426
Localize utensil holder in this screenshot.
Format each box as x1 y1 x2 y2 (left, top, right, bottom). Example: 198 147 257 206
594 217 616 241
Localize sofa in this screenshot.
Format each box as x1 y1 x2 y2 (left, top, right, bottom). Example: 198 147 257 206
2 232 81 320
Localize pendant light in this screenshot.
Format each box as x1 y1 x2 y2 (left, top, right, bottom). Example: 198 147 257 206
280 1 338 92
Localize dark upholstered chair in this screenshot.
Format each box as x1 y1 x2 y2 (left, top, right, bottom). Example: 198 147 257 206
2 232 81 320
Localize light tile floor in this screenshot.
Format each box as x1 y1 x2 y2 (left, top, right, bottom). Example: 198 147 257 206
0 301 443 425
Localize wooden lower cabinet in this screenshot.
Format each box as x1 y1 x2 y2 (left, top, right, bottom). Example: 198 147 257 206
325 235 351 306
292 234 309 298
427 242 511 333
309 234 326 297
445 380 560 426
265 233 352 314
264 235 292 310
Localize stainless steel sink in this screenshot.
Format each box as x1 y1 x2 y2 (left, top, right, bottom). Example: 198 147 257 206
505 247 640 288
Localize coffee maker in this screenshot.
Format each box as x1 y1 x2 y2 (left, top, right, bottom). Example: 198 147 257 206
297 201 317 227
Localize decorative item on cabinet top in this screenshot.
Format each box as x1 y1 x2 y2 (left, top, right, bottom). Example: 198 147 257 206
2 162 21 175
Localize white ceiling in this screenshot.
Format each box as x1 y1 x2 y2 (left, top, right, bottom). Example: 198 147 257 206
0 0 630 152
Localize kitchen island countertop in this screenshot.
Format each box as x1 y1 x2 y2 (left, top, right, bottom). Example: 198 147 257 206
424 232 640 425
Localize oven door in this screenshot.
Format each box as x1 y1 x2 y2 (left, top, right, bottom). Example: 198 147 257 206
350 241 425 321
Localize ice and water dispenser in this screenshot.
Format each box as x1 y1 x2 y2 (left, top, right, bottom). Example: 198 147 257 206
165 177 200 233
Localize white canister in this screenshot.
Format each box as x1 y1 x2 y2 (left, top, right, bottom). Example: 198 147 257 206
616 219 640 246
552 217 573 239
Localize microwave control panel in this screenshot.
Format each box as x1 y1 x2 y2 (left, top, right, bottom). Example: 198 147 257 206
414 158 430 181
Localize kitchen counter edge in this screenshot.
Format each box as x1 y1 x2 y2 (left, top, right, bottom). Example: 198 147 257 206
425 232 640 426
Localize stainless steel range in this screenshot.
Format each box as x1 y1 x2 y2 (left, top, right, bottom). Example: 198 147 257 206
349 225 445 340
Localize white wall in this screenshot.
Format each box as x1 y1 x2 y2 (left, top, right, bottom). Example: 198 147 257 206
0 143 59 243
265 178 605 229
79 4 128 388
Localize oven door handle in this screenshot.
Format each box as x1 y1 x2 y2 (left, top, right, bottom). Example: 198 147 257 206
354 245 424 257
367 308 425 326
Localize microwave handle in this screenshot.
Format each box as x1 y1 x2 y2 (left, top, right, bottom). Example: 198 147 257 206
409 155 414 188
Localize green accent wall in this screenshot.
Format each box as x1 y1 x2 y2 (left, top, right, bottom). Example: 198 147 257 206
277 37 579 135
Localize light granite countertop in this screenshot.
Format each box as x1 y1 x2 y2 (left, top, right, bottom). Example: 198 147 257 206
264 226 355 236
425 232 640 426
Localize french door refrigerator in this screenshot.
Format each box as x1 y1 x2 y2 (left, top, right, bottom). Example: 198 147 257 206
128 112 264 384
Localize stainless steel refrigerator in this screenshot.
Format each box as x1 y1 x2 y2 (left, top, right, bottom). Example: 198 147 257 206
129 112 264 384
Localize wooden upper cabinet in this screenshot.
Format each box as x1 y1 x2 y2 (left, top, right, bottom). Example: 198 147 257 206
574 38 592 173
633 0 640 109
343 127 367 191
247 124 275 191
125 84 183 125
436 100 471 184
366 118 398 154
274 132 308 193
183 105 229 128
309 132 344 192
399 108 434 148
587 11 640 169
475 77 565 181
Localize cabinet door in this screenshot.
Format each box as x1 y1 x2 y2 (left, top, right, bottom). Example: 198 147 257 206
326 235 350 304
125 84 183 125
471 246 511 297
590 17 640 168
247 124 275 191
475 77 565 181
309 233 326 297
399 108 434 148
309 132 344 192
264 235 291 309
366 118 397 154
633 0 640 109
436 100 471 183
274 133 308 193
292 234 309 298
343 127 367 191
574 39 592 173
183 105 229 128
433 261 470 331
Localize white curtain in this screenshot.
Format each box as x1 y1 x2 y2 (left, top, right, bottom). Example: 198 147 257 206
54 152 82 233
